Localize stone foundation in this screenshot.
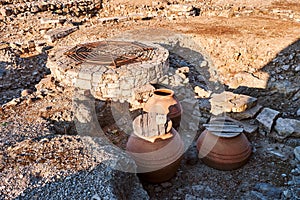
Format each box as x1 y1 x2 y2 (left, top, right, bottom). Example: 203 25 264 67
47 40 169 106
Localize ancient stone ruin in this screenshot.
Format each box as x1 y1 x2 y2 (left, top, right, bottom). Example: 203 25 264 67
47 40 169 107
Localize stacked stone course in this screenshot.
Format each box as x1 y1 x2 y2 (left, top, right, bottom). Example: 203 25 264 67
47 41 169 105
0 0 101 17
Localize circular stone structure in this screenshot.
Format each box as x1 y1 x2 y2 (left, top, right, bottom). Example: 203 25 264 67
47 40 169 105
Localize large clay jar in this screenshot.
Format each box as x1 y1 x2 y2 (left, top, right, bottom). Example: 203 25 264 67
197 130 251 171
143 89 182 130
126 128 184 183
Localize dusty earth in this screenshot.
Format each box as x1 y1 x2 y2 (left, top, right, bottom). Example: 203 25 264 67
0 0 300 199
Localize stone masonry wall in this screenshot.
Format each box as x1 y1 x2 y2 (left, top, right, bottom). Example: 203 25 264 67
47 41 169 104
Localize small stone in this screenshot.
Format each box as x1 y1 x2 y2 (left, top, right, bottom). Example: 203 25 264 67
169 4 193 12
292 91 300 101
176 66 189 74
40 18 66 24
28 40 36 50
281 65 290 71
75 103 92 123
295 65 300 72
0 7 13 17
200 60 208 68
295 146 300 161
30 5 39 13
177 72 186 80
185 194 199 200
254 183 282 199
154 186 162 193
297 108 300 116
283 190 292 198
256 108 280 135
185 149 198 166
98 17 119 23
26 98 33 105
161 182 172 188
21 89 33 96
0 68 6 78
274 118 300 140
4 98 19 107
198 98 211 113
32 71 39 76
0 42 9 50
194 86 211 98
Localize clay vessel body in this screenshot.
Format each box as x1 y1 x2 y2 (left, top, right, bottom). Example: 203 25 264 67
126 128 184 183
197 130 251 170
143 89 182 130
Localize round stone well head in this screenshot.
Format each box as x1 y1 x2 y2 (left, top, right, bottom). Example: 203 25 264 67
47 40 169 105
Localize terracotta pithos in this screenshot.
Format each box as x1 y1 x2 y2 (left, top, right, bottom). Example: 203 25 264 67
143 89 182 130
126 128 184 183
197 130 251 171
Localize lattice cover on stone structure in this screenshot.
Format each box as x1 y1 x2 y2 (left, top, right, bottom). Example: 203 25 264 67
47 40 169 107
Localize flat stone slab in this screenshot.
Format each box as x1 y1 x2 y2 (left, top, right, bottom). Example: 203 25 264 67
210 91 257 115
227 71 269 89
256 107 280 135
239 120 259 134
274 118 300 140
228 104 263 120
44 26 78 43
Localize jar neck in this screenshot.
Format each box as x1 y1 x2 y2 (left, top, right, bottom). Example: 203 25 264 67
153 89 174 99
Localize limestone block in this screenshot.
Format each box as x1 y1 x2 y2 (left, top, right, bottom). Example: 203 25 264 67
75 79 91 90
228 71 269 89
44 26 78 43
119 80 133 90
92 72 105 84
256 108 280 135
210 91 257 115
274 118 300 140
107 83 120 89
78 70 92 80
105 88 120 98
122 89 133 97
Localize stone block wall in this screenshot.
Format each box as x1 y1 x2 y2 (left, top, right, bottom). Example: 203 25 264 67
47 41 169 105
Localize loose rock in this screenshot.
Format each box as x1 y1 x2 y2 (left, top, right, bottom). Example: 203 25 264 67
210 91 257 115
21 89 33 96
295 146 300 161
274 118 300 140
256 108 280 135
194 86 211 98
228 104 263 120
44 26 78 43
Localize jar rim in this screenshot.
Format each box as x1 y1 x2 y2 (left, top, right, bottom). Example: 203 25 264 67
153 89 174 97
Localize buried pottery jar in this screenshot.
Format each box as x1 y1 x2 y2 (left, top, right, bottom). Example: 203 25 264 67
196 129 252 171
126 114 184 183
143 89 182 130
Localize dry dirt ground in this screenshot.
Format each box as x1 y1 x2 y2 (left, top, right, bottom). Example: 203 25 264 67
0 0 300 199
